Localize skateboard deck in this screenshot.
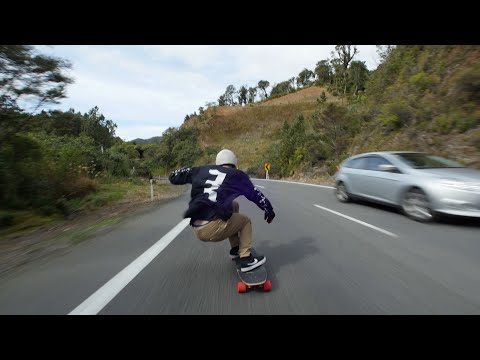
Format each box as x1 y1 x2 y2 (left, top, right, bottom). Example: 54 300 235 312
234 248 271 293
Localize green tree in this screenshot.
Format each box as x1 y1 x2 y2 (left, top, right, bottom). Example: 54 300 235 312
205 101 217 108
0 45 73 109
1 132 101 213
238 85 248 105
1 96 27 139
314 60 332 85
157 127 203 170
247 87 257 103
218 94 226 106
135 145 145 159
318 91 327 103
171 127 203 167
52 109 83 137
257 80 270 98
296 68 314 87
224 85 236 105
376 45 395 63
312 103 357 156
333 45 358 70
81 106 117 149
348 60 369 96
279 121 293 174
157 127 178 170
289 77 296 90
105 143 136 177
270 81 294 97
172 139 203 166
330 45 358 95
278 115 307 176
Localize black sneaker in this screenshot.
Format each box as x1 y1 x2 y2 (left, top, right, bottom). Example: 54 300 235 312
240 254 266 272
229 246 239 259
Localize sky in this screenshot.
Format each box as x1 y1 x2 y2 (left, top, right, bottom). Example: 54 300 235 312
36 45 381 141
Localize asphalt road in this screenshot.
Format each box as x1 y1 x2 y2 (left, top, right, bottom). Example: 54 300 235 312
1 179 480 314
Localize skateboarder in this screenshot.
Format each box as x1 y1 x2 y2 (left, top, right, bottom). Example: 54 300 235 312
169 149 275 272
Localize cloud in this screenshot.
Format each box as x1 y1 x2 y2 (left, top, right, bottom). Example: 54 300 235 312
143 45 224 70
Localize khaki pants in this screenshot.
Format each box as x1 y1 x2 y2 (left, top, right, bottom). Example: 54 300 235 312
193 201 252 258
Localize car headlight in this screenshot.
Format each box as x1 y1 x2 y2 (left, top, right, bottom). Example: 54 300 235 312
439 180 480 192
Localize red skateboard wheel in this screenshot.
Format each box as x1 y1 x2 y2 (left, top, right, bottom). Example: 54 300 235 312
263 280 272 292
238 282 247 293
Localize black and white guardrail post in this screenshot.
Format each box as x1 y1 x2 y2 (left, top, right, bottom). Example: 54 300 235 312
150 179 154 201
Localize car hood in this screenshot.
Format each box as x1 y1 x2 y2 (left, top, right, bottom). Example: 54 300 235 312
416 168 480 182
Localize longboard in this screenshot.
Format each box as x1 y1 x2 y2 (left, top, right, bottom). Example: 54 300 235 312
234 249 271 293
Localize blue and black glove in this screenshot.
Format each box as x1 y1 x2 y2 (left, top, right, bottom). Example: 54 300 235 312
264 208 275 224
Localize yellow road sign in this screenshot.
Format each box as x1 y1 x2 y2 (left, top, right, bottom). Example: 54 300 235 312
264 163 271 171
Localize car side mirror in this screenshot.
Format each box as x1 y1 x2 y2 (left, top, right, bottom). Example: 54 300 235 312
378 164 399 172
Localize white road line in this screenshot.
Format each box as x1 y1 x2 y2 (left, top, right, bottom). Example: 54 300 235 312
69 218 191 315
313 204 398 238
254 185 265 189
253 178 334 189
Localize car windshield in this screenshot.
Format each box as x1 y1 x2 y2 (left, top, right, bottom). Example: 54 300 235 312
393 153 464 169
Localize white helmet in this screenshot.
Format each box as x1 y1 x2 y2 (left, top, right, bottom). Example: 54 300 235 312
216 149 237 167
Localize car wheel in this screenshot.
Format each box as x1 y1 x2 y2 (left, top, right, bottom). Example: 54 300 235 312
335 182 351 203
402 188 435 222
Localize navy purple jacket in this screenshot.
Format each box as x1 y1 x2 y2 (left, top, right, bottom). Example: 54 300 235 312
169 165 274 225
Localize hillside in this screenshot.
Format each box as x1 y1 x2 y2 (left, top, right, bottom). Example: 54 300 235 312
184 86 331 174
130 136 162 145
259 86 338 106
348 45 480 169
183 46 480 180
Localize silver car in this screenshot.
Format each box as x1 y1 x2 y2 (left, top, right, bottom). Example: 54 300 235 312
334 151 480 222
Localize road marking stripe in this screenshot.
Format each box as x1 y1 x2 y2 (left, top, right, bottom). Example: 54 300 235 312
253 178 334 189
313 204 398 238
69 218 191 315
254 185 265 188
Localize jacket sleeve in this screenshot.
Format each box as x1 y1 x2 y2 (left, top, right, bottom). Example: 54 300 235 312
237 172 273 213
169 167 194 185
